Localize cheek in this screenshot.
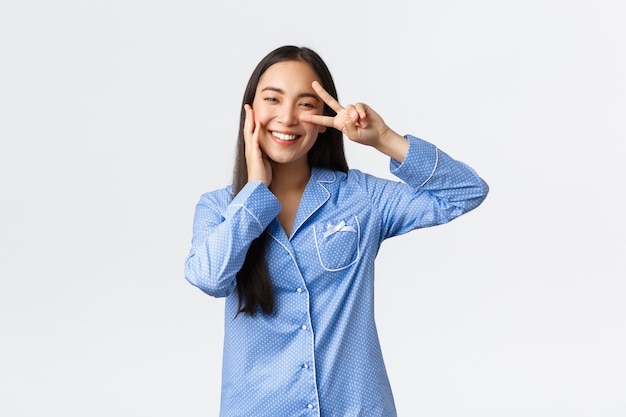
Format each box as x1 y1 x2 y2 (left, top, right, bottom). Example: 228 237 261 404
306 123 325 138
251 100 272 122
253 108 272 124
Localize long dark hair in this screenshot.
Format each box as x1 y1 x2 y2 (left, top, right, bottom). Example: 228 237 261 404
232 46 348 316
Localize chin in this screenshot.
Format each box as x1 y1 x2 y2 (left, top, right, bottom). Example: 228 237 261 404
268 152 307 165
269 156 297 165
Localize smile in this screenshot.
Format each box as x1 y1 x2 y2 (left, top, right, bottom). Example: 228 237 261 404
271 131 300 141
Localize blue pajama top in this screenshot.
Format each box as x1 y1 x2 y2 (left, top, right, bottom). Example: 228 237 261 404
185 135 489 417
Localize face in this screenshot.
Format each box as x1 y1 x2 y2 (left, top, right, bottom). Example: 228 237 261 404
252 60 326 167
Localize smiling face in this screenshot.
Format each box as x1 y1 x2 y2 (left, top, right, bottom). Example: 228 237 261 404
252 60 326 168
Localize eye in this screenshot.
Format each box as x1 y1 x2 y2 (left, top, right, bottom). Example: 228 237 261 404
299 101 317 109
264 96 279 103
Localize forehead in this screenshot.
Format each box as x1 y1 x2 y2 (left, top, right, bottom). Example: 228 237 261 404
257 60 321 90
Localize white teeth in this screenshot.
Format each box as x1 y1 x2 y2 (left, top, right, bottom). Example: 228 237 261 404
272 131 298 141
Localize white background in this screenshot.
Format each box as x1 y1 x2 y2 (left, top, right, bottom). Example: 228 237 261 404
1 0 625 416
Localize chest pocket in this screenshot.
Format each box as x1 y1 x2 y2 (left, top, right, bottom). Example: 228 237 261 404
313 216 360 271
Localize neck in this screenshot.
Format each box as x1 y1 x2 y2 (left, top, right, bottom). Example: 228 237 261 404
269 159 311 194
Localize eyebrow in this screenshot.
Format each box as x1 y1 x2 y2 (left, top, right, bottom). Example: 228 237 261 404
260 86 320 101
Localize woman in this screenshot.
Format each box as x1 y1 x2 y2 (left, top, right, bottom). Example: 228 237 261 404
185 45 489 417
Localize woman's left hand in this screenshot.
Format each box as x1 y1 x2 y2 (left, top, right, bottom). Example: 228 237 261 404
300 81 392 147
301 81 409 162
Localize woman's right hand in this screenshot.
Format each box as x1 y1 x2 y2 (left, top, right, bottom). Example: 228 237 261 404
244 104 272 187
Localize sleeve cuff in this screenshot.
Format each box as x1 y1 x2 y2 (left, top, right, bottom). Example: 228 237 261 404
227 181 281 231
390 134 439 188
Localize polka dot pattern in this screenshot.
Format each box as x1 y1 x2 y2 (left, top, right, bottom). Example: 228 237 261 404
184 135 489 416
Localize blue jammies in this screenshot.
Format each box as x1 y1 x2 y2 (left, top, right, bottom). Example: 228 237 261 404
185 135 489 417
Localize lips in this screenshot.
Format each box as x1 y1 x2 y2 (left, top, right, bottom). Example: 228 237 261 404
271 131 300 141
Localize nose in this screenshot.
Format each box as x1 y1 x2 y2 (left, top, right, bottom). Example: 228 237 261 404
278 105 299 126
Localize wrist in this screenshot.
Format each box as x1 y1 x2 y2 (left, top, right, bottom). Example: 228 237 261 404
374 129 409 163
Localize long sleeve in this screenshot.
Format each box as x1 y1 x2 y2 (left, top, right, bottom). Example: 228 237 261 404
367 134 489 239
184 181 281 297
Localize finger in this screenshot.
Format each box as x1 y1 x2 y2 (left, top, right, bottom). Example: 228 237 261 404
344 104 359 122
246 119 264 163
250 118 262 145
312 81 343 114
344 104 369 130
299 113 336 128
352 103 369 128
342 117 359 139
354 103 368 120
244 104 254 135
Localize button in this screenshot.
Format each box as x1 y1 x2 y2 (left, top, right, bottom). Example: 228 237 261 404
296 288 303 293
307 404 313 409
301 325 307 330
302 363 309 369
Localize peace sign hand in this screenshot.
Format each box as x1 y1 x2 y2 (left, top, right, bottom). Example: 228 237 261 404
300 81 392 148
